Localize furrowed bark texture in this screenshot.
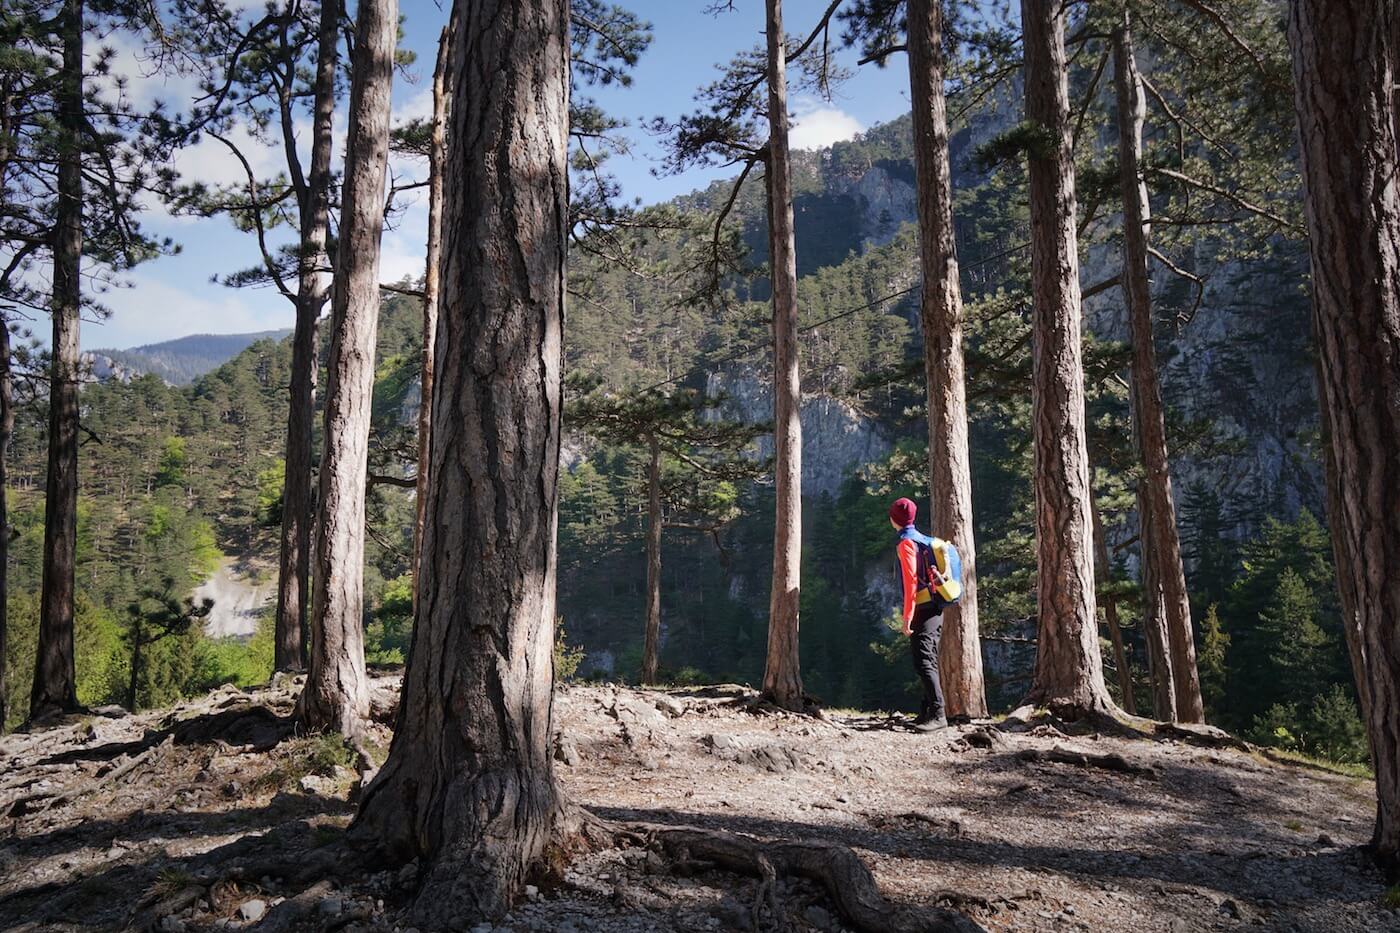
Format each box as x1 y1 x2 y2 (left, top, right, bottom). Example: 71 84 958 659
296 0 397 736
1090 491 1135 716
643 433 662 685
0 313 12 729
762 0 806 712
1288 0 1400 870
1138 492 1175 720
1113 17 1202 723
412 26 448 618
1020 0 1113 717
32 0 84 720
907 0 986 719
351 0 570 922
274 0 341 673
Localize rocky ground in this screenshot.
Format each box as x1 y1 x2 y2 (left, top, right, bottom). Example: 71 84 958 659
0 674 1391 932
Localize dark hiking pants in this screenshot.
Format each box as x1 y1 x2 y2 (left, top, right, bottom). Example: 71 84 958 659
910 601 945 721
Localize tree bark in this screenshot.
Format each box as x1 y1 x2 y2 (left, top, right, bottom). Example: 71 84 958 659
1089 489 1135 716
32 0 84 721
0 313 12 730
295 0 397 737
1020 0 1114 717
907 0 986 719
412 27 448 620
761 0 805 712
643 433 662 685
1138 487 1175 720
127 623 142 713
1287 0 1400 872
351 0 570 922
1112 15 1203 723
274 0 340 673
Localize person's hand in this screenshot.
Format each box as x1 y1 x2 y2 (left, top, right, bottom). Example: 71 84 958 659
902 619 913 637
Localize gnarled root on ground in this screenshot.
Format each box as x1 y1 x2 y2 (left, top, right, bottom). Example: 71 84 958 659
1014 744 1158 777
576 811 985 933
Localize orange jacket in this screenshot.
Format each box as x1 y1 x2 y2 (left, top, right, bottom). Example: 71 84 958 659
897 538 926 623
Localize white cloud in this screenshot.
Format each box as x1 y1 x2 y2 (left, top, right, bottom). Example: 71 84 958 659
85 274 293 350
788 100 864 151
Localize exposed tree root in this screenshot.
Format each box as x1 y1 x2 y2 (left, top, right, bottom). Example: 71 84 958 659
581 814 985 933
7 736 173 817
1014 744 1158 778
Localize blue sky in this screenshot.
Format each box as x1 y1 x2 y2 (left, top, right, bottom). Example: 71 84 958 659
86 0 914 350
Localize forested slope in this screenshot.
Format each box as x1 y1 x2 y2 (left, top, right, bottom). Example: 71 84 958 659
3 109 1356 763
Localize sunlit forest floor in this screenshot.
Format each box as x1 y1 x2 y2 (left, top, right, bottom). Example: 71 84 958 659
0 674 1390 932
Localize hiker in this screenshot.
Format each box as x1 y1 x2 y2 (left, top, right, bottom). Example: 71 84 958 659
890 497 962 733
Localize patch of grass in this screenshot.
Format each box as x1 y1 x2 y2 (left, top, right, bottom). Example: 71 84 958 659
252 733 355 793
1283 819 1304 832
150 867 196 899
1258 747 1374 780
1382 886 1400 910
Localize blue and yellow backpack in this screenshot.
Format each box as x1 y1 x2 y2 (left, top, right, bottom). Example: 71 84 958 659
898 526 963 605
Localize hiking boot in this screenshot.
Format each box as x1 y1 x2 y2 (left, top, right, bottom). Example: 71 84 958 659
914 715 948 733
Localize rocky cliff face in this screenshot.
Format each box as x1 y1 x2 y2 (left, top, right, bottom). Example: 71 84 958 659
706 370 893 498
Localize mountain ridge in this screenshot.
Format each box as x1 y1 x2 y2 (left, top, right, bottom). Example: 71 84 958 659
89 329 294 385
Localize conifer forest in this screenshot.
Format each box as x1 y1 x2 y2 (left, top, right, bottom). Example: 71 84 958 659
1 0 1399 931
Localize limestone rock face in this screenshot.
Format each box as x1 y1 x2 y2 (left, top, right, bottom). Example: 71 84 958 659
706 370 893 498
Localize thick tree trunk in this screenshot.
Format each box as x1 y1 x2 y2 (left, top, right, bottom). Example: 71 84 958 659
1020 0 1113 717
295 0 397 736
32 0 84 721
761 0 805 712
352 0 570 922
274 0 340 673
643 433 662 685
1287 0 1400 872
1138 490 1176 720
1089 490 1135 716
0 314 12 730
412 28 448 619
1112 16 1203 723
907 0 986 719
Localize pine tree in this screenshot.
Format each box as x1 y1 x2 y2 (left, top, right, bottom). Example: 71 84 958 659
1021 0 1113 716
294 0 398 737
352 0 572 920
570 385 767 683
1287 0 1400 868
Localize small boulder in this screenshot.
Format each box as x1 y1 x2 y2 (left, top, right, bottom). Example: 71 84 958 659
654 695 686 718
238 900 267 922
803 904 833 930
554 736 580 767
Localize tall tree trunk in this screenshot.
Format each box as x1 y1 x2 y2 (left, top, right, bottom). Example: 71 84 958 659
127 626 142 713
1287 0 1400 872
295 0 397 736
1089 489 1135 716
643 433 662 684
0 313 12 730
1020 0 1113 717
907 0 986 719
1138 489 1175 720
32 0 84 721
412 27 449 619
1112 15 1203 723
274 0 340 673
352 0 570 922
761 0 805 712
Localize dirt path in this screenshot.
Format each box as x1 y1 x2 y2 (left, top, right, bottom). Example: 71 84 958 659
0 676 1390 932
